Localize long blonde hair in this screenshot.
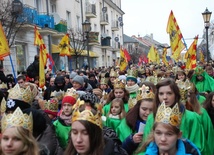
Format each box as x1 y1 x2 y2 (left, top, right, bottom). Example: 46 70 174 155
0 126 39 155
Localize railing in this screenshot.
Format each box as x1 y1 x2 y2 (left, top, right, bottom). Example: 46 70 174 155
100 13 108 22
86 3 96 15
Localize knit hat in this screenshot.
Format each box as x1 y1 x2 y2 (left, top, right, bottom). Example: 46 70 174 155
72 75 84 86
70 71 77 79
62 96 76 106
5 99 31 113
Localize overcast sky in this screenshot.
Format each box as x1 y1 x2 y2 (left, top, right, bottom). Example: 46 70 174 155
121 0 214 48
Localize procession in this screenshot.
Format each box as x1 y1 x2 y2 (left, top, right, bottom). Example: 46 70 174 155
0 0 214 155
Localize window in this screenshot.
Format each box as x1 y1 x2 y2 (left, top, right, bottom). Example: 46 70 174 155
51 4 56 13
76 15 81 32
15 44 26 72
66 11 71 28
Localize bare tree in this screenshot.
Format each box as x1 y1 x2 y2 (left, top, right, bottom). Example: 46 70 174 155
67 28 87 69
0 1 25 48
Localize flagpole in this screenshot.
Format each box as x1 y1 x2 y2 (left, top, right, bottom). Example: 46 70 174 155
9 54 17 83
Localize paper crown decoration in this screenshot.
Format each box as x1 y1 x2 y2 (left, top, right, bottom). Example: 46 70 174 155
1 107 33 132
7 83 38 104
72 99 103 129
155 102 182 128
110 69 118 77
0 82 8 89
176 79 194 102
64 88 79 99
100 78 108 85
50 90 65 101
40 98 58 113
127 69 138 78
136 85 155 101
1 97 6 113
113 78 125 89
195 67 205 76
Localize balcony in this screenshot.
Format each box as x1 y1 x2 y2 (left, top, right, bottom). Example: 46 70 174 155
101 36 111 48
85 3 96 18
111 20 119 31
100 13 109 25
88 32 99 45
17 5 38 29
37 14 54 29
55 20 67 33
111 41 120 51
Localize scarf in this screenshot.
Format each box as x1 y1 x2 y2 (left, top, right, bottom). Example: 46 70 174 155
125 84 139 93
60 112 72 126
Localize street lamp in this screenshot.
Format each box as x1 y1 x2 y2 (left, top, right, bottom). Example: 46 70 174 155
82 20 91 70
12 0 23 16
202 8 212 61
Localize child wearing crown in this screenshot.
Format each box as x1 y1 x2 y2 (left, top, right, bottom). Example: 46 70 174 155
116 85 155 155
0 107 39 155
137 102 201 155
142 78 207 154
102 79 130 116
104 98 126 131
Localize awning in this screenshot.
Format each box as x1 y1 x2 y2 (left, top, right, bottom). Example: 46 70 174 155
51 44 98 57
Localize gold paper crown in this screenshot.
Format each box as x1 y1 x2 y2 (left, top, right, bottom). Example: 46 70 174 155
136 85 155 101
64 88 79 99
155 102 182 128
195 67 205 76
50 90 65 101
176 79 194 102
1 107 33 132
1 97 6 113
127 69 138 78
8 83 38 104
100 78 108 85
110 69 118 77
40 98 58 112
113 78 125 89
72 99 103 128
0 82 8 89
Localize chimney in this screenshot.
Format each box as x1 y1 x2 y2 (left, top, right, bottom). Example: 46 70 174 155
150 33 153 40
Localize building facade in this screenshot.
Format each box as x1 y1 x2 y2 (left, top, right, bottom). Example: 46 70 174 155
3 0 124 76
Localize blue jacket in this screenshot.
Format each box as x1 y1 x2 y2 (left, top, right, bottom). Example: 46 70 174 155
145 139 201 155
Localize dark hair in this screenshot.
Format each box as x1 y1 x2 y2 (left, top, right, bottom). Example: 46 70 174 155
17 75 26 81
106 88 129 103
64 120 104 155
204 92 214 111
126 99 153 131
175 71 187 82
154 78 181 118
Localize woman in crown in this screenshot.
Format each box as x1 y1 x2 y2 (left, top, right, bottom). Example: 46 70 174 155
0 107 39 155
102 79 130 116
137 102 201 155
142 78 207 154
116 85 155 155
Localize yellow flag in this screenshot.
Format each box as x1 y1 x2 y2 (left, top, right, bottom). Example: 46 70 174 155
166 11 185 62
147 45 157 63
0 23 10 58
34 26 48 88
199 51 205 63
119 49 128 71
162 48 169 66
185 36 198 70
155 47 160 64
58 34 72 56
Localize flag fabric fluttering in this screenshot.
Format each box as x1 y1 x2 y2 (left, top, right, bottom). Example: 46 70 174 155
119 48 128 71
199 50 205 63
58 34 72 56
185 35 198 70
123 48 131 62
34 26 48 88
166 11 185 62
162 48 169 66
147 45 157 63
0 23 10 58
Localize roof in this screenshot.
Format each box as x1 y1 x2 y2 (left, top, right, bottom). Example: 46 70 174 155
123 34 138 43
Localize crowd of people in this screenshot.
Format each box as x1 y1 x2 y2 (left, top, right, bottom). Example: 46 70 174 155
0 58 214 155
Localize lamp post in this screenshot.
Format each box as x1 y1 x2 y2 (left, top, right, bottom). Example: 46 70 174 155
12 0 23 16
202 8 212 61
82 20 91 70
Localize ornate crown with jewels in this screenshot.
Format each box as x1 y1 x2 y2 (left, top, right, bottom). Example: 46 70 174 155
64 88 79 99
72 99 103 129
39 98 58 113
136 85 155 101
113 78 125 89
110 69 118 77
155 102 182 128
127 69 138 78
1 107 33 132
176 79 193 102
50 90 65 101
7 83 38 104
